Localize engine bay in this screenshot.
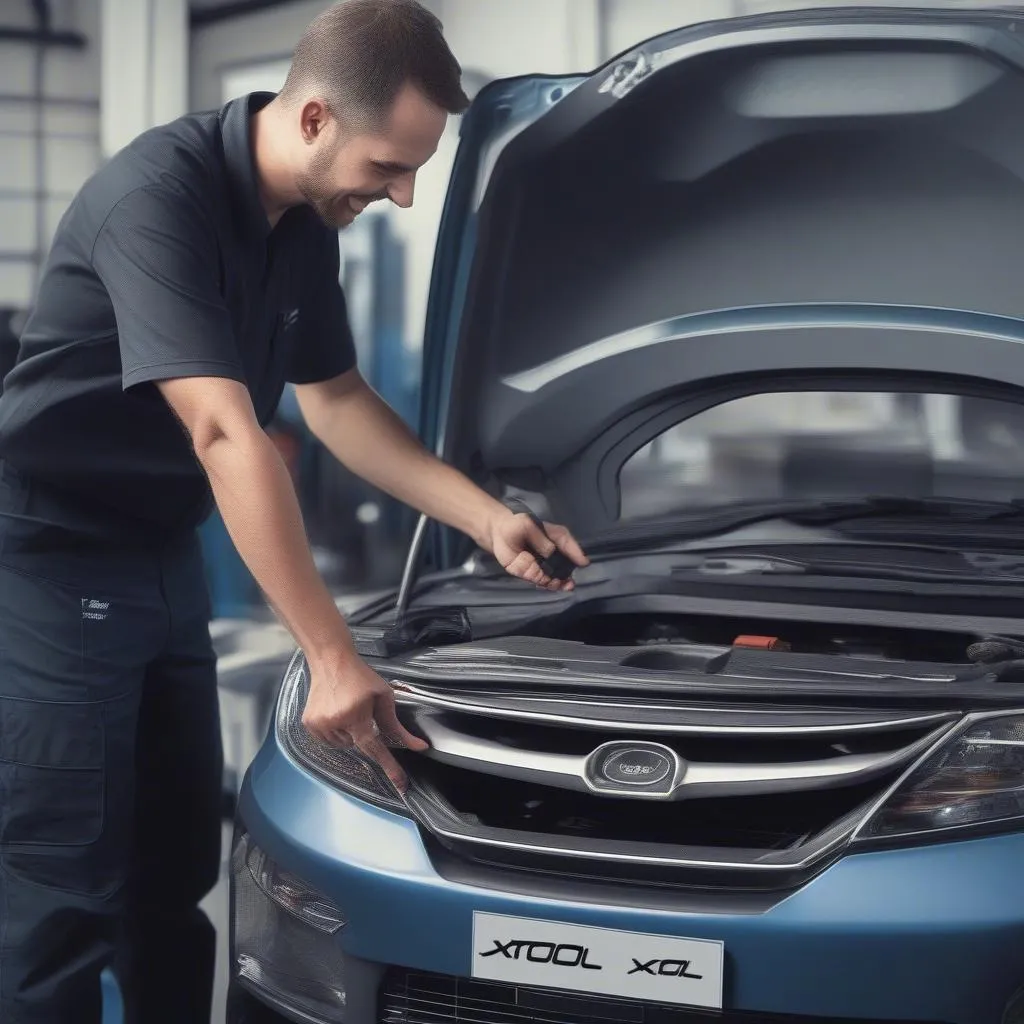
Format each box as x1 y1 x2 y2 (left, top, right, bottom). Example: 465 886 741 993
550 611 987 665
364 598 1024 667
356 594 1024 703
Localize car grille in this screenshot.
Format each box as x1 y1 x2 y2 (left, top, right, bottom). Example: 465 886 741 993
395 688 959 887
379 969 948 1024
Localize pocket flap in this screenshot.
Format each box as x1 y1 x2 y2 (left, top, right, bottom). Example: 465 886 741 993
0 697 103 769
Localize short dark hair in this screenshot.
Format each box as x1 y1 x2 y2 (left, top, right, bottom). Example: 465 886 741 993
280 0 470 129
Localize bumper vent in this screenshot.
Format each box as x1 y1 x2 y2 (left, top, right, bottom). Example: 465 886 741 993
380 969 948 1023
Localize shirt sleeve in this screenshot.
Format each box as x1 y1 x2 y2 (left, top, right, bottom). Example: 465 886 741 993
286 229 358 385
91 185 245 391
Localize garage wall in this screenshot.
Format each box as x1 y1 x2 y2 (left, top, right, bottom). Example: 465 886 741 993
603 0 742 57
0 0 101 307
100 0 188 158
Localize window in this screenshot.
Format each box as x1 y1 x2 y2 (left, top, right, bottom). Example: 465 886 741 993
618 391 1024 521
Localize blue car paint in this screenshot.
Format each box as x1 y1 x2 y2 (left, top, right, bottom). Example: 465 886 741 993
100 969 122 1023
240 736 1024 1023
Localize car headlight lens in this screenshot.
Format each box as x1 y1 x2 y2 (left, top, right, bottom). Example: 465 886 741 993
245 840 345 935
276 649 405 811
856 712 1024 840
232 830 347 1023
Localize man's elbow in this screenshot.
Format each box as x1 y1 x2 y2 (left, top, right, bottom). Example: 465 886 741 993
156 376 260 467
188 414 231 465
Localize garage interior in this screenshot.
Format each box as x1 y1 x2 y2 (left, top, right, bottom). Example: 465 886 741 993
0 2 1018 1024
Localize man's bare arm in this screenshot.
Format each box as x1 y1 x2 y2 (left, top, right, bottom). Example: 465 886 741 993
295 369 588 588
157 375 425 790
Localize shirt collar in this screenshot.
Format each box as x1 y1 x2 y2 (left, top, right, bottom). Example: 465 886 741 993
221 91 276 240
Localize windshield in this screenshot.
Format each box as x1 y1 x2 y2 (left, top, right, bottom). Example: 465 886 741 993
619 392 1024 521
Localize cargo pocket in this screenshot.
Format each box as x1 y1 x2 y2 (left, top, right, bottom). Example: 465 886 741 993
0 696 113 895
0 563 86 680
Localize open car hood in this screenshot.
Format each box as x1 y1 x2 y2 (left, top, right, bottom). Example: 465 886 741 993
418 5 1024 563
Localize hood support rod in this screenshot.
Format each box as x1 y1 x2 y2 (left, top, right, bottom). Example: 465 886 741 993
394 513 429 619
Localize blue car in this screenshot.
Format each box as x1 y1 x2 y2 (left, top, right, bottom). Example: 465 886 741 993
228 6 1024 1023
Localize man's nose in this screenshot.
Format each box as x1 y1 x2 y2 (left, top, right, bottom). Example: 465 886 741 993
388 173 415 209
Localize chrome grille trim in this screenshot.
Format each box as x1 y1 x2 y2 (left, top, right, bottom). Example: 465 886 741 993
394 684 961 736
411 712 955 801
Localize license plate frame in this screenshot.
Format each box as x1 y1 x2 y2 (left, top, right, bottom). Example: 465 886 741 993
471 912 725 1010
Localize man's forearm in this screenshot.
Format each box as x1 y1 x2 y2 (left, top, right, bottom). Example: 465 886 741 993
301 380 509 547
198 426 358 667
294 371 587 593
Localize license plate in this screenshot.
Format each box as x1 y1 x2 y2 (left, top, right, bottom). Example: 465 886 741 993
471 912 724 1010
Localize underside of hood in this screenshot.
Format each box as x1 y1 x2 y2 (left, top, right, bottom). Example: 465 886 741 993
420 6 1024 548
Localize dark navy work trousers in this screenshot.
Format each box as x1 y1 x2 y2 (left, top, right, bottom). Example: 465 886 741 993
0 463 223 1024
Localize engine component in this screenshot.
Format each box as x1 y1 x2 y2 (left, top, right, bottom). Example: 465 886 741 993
733 635 790 651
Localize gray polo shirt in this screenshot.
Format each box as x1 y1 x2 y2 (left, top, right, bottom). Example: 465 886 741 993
0 91 356 543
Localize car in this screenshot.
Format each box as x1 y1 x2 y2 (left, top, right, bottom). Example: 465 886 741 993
226 6 1024 1023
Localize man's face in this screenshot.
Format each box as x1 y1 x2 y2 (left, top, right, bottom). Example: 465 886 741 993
296 83 446 229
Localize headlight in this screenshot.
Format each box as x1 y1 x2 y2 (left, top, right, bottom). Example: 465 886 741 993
232 830 347 1023
855 712 1024 841
276 649 406 811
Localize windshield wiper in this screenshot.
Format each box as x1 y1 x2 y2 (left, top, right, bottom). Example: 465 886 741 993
587 497 1024 553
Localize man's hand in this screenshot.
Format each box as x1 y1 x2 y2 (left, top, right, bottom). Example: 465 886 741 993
485 508 590 591
302 654 428 794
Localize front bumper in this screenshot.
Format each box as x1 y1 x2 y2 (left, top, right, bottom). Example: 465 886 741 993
232 740 1024 1024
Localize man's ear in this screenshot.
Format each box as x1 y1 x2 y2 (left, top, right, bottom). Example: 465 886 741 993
299 99 332 144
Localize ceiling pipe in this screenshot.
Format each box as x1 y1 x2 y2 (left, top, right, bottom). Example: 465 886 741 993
2 0 84 47
0 25 85 46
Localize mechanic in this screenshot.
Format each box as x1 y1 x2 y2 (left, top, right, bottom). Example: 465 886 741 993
0 2 588 1022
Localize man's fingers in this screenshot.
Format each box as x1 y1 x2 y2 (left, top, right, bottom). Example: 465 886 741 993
374 692 429 752
353 732 409 794
307 724 354 749
302 714 331 746
545 523 590 566
522 519 556 559
304 711 413 792
331 729 355 749
542 577 575 593
506 550 551 588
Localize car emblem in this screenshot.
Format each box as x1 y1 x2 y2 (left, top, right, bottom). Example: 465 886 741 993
586 741 682 797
